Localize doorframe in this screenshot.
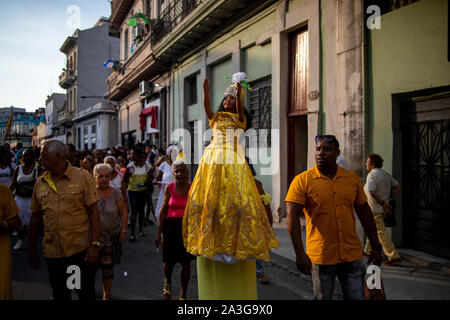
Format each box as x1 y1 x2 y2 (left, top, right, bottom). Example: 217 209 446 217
287 26 308 185
392 86 450 247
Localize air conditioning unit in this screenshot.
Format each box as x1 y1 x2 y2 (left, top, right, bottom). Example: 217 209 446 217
139 81 152 96
133 25 145 40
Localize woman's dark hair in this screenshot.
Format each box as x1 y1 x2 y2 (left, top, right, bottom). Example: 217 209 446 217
367 154 384 168
132 144 146 156
158 147 166 156
84 156 95 167
218 97 253 131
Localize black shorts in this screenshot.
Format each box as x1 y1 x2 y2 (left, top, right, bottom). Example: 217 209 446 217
162 217 196 265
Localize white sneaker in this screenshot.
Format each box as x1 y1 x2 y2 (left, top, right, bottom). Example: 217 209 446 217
13 239 24 250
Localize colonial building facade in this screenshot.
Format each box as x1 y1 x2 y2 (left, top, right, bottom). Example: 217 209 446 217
59 17 120 150
106 0 450 258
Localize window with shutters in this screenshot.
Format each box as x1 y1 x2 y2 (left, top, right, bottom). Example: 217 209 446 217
247 77 272 147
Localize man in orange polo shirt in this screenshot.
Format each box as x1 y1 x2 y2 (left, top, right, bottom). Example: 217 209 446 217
285 135 382 300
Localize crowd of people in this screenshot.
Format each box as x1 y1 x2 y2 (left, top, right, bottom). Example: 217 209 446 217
0 139 188 300
0 72 402 301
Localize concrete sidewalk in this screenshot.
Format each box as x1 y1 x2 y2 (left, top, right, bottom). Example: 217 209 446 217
269 220 450 300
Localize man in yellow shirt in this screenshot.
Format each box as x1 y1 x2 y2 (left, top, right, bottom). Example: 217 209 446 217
28 140 100 300
285 135 382 300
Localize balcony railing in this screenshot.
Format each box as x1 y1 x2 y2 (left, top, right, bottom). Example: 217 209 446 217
107 71 119 94
110 0 135 27
151 0 205 46
58 69 76 89
364 0 419 15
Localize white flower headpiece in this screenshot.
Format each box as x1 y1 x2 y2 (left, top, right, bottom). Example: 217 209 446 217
224 72 250 97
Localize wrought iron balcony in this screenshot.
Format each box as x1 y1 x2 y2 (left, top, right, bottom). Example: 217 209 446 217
364 0 419 15
110 0 135 28
106 0 271 101
151 0 204 46
58 69 76 89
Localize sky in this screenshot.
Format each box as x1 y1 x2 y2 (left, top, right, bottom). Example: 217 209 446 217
0 0 111 112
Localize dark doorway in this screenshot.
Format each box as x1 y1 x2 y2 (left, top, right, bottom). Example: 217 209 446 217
401 94 450 258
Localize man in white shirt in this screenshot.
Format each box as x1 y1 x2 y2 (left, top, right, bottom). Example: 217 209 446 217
364 153 402 265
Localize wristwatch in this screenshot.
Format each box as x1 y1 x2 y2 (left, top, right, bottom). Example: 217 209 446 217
90 241 101 247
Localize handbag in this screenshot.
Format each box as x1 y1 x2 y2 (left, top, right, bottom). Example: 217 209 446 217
384 199 397 228
365 274 387 300
111 233 122 265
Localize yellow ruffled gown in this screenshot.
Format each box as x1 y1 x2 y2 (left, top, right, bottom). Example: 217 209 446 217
182 112 279 299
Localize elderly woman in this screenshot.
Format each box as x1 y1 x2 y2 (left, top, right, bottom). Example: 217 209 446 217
93 163 128 300
104 156 123 189
364 154 402 266
154 159 194 300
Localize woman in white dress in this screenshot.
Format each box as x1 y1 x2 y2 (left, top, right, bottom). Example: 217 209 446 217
154 145 176 221
9 149 39 250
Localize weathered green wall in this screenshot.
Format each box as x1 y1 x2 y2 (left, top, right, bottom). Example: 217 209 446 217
244 43 272 83
211 59 233 112
368 0 450 244
368 0 450 173
243 43 273 192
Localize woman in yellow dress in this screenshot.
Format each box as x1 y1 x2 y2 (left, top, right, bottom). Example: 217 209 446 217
0 183 22 300
182 73 279 300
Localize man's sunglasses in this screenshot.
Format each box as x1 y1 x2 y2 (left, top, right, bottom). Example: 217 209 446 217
315 135 337 142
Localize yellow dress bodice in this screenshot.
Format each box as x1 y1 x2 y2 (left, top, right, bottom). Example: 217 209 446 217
182 112 279 262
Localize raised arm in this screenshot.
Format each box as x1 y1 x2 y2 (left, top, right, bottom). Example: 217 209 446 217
203 78 214 120
236 82 245 123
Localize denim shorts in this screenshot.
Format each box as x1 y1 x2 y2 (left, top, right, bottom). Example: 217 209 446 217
311 259 366 300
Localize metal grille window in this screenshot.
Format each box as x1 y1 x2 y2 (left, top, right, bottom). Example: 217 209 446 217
248 77 272 147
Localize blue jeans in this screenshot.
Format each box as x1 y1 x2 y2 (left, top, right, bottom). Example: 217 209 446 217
311 259 366 300
256 259 264 276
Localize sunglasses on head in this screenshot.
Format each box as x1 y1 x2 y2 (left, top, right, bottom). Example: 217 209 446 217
315 135 337 142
